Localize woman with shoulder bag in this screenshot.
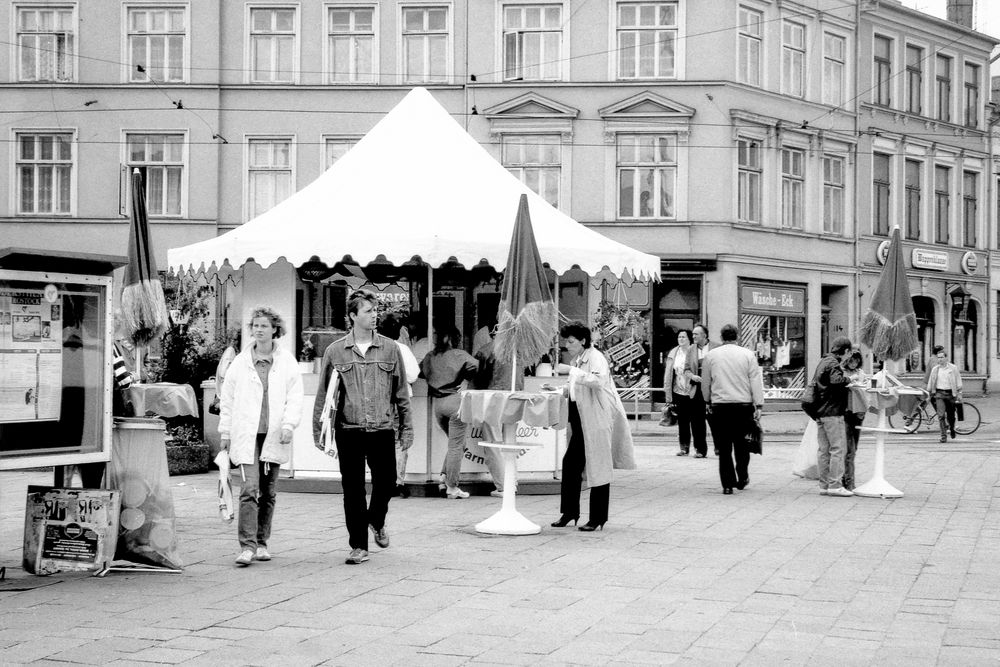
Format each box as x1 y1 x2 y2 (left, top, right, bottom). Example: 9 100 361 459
663 330 704 457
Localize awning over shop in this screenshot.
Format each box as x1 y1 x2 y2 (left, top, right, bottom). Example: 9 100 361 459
167 87 659 282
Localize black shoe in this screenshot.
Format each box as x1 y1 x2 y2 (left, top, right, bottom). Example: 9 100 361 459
940 434 947 443
676 450 689 456
723 488 733 495
735 477 748 490
693 452 706 459
950 428 957 439
551 515 578 527
578 521 606 532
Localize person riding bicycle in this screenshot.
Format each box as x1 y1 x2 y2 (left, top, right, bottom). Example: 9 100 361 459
925 345 963 443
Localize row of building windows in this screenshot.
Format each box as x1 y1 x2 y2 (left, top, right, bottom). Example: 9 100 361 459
872 154 981 247
873 34 981 127
13 3 985 128
14 129 987 246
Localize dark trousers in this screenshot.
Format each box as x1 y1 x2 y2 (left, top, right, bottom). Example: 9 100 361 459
675 393 707 455
932 389 957 436
710 403 753 490
560 401 609 524
336 428 396 550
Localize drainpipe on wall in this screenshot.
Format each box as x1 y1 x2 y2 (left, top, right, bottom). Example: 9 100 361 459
985 101 1000 391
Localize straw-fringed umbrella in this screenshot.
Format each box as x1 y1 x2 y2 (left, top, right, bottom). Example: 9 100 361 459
860 226 918 360
856 225 919 499
493 194 558 386
121 168 170 380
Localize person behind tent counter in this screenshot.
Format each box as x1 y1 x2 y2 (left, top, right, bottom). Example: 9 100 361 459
219 306 304 567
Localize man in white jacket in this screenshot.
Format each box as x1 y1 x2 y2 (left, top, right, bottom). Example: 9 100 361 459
220 306 304 566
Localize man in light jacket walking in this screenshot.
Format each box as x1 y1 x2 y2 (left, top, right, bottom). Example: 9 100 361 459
926 345 963 443
701 323 763 495
220 306 304 566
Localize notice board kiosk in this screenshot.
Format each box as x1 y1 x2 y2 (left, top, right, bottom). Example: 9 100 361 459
0 249 126 575
0 248 125 472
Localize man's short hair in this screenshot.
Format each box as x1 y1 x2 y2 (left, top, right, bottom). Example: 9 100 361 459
347 289 378 325
719 323 738 342
693 323 709 338
248 306 285 338
830 336 852 355
559 321 592 348
932 344 946 355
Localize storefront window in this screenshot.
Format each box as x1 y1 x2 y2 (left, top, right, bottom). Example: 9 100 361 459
906 296 935 373
739 282 806 398
952 299 977 373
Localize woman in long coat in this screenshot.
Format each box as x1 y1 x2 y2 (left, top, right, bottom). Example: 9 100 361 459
551 321 635 531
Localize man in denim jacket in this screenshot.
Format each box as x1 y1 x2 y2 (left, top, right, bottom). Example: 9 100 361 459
313 290 413 565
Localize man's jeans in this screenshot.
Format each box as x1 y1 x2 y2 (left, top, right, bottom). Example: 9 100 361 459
816 415 847 490
238 434 279 551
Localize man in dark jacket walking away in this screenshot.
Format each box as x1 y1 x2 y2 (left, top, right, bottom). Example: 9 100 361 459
811 337 853 497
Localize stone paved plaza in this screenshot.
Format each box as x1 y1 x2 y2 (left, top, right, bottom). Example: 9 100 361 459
2 409 999 666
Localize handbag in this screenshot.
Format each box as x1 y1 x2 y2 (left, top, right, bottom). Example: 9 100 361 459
956 400 965 422
658 404 678 427
208 395 221 415
746 417 763 455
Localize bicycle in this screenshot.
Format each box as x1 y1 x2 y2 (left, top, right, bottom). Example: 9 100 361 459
886 392 981 435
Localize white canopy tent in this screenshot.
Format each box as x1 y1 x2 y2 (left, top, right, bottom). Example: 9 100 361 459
167 87 659 280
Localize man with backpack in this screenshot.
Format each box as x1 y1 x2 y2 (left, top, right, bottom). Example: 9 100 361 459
807 337 854 497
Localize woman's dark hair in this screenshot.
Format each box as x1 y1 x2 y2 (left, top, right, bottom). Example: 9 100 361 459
932 345 946 356
377 313 402 340
676 329 692 345
559 321 592 348
433 327 460 354
845 350 863 369
347 289 377 325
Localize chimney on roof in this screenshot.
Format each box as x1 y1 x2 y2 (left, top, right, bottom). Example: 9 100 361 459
947 0 974 28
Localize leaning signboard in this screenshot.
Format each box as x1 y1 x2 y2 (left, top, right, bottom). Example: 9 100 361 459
22 486 121 575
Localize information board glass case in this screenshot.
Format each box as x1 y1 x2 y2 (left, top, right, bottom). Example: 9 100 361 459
0 270 113 470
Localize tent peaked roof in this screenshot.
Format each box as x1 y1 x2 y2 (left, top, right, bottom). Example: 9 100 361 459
167 87 660 281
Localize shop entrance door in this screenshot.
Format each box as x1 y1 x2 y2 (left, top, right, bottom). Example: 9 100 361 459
652 278 702 389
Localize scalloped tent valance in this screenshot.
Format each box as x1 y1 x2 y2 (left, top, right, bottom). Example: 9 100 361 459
167 88 659 283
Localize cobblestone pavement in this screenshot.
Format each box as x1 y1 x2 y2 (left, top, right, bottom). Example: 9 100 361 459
2 403 999 666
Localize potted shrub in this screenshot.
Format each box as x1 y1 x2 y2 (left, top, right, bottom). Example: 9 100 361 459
165 423 209 475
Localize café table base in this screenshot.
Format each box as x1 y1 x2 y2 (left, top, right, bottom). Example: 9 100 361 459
475 441 541 536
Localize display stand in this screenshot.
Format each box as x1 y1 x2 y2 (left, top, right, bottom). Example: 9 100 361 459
855 374 922 499
476 426 542 535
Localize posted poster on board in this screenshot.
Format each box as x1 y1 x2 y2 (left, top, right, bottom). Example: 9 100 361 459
0 288 63 423
22 486 121 575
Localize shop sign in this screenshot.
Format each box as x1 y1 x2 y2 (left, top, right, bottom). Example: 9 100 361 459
876 240 891 265
911 248 948 271
740 285 804 314
960 251 979 276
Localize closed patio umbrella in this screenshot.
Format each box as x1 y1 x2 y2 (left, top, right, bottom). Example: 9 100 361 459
121 168 170 377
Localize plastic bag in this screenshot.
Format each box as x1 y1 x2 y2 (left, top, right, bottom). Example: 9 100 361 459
107 419 183 570
215 451 234 523
792 419 819 479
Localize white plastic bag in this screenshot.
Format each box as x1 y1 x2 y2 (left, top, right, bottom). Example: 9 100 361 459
214 451 234 523
318 370 340 457
792 419 819 480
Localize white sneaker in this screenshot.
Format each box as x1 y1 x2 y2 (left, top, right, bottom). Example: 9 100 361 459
446 487 470 499
826 487 853 497
254 546 271 561
235 549 254 566
490 490 503 498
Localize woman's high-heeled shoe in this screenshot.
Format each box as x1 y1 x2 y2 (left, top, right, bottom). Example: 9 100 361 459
578 521 606 532
551 515 578 527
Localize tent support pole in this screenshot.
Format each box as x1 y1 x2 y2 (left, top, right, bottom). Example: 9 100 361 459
426 264 435 484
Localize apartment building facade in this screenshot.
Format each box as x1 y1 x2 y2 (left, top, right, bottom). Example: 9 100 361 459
0 1 996 390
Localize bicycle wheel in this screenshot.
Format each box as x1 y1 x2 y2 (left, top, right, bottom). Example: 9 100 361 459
954 402 981 435
888 410 921 434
